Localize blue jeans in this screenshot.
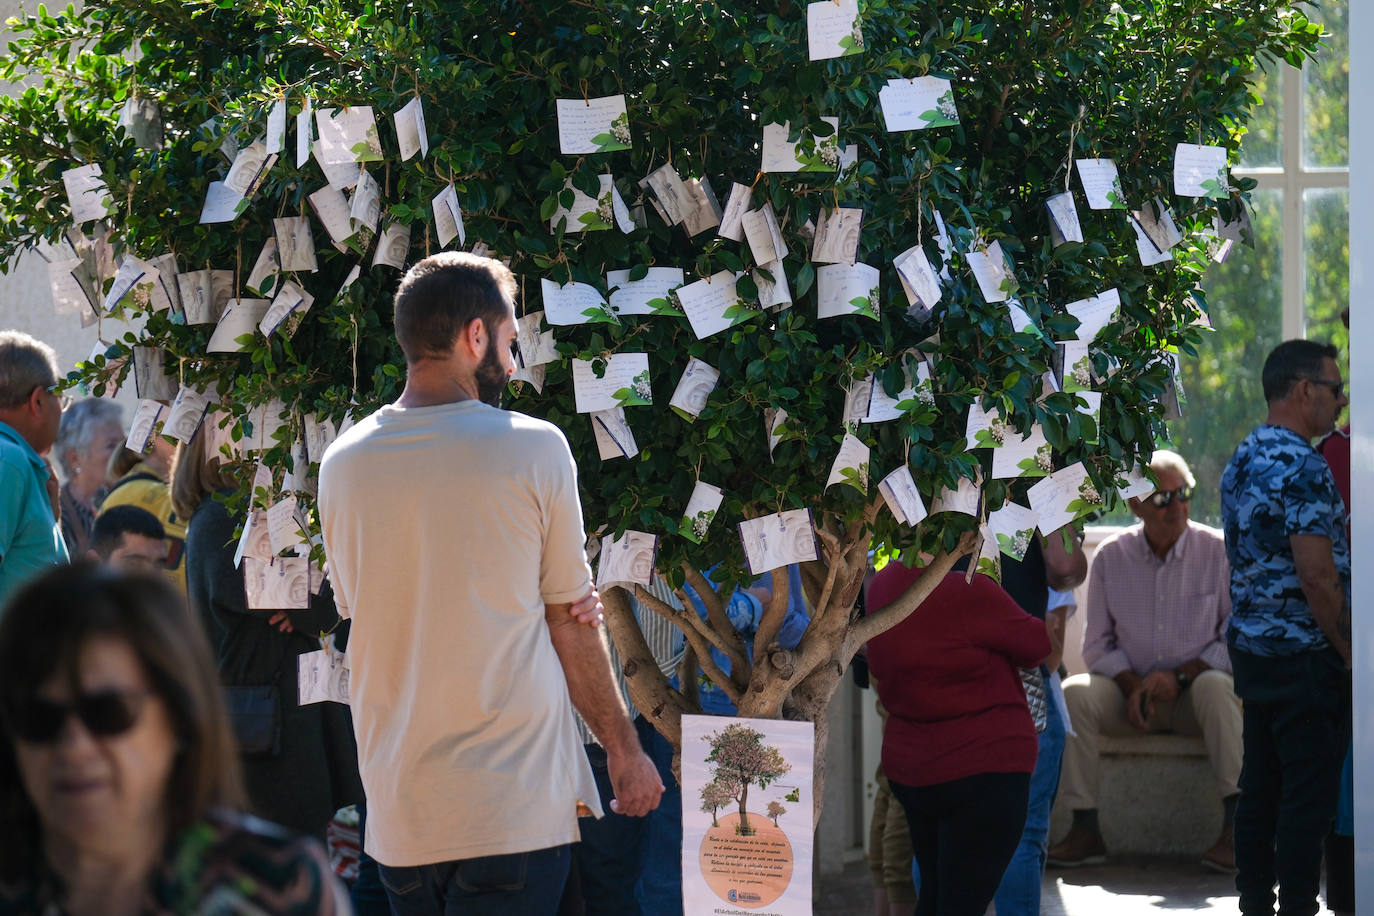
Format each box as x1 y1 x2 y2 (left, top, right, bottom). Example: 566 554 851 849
992 680 1066 916
560 742 648 915
379 845 571 916
635 717 682 915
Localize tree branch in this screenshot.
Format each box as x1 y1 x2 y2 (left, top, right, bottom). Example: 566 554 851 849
600 586 692 748
634 582 748 683
841 532 979 660
752 566 790 661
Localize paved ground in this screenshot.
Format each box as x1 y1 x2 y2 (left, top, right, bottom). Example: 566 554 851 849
815 857 1343 915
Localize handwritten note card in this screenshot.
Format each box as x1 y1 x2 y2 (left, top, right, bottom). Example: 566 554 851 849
677 270 741 340
542 278 611 326
592 406 639 460
62 163 112 223
817 262 879 320
432 184 465 249
878 76 959 132
1174 143 1229 199
742 202 787 266
393 95 429 161
557 95 631 154
807 0 863 60
607 267 685 316
895 244 941 311
1075 158 1126 210
515 311 559 368
208 299 270 352
967 240 1012 303
879 465 928 527
1046 192 1084 245
572 353 652 413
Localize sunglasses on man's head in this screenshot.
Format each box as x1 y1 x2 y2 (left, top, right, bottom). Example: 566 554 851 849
1146 486 1193 508
3 688 150 744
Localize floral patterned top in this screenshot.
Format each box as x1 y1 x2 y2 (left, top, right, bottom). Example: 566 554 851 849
0 810 350 915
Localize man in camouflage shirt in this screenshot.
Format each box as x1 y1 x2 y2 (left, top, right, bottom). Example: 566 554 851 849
1220 339 1351 916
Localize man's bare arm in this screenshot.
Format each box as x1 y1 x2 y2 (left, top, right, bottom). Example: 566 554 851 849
1291 533 1352 667
546 593 664 816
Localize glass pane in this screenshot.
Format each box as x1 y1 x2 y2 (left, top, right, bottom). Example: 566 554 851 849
1304 0 1349 168
1171 190 1284 527
1304 187 1350 374
1239 64 1282 169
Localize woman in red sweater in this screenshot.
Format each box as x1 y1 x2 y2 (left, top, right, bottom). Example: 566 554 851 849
867 559 1050 916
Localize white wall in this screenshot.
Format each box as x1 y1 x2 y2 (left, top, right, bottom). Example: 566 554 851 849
1349 0 1372 901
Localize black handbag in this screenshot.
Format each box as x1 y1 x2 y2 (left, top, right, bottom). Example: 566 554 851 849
1020 667 1049 734
223 685 282 756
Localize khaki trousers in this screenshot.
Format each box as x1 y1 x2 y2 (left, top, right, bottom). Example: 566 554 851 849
1058 670 1243 811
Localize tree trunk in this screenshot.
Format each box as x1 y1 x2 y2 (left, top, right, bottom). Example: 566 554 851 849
737 781 751 834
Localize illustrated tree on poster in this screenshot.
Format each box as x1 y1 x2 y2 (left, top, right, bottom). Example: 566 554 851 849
700 778 735 829
0 0 1326 819
766 800 787 827
706 722 791 835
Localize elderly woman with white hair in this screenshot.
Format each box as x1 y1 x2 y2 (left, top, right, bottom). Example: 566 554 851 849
55 398 124 556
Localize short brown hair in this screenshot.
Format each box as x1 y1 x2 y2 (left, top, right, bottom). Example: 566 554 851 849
393 252 516 363
0 563 246 879
169 426 238 521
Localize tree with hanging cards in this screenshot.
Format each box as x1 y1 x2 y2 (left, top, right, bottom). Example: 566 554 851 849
0 0 1324 808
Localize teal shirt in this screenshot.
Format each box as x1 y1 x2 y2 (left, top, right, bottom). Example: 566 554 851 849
0 421 67 608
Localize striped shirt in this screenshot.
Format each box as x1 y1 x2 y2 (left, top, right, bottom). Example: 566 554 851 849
1082 521 1232 677
575 576 685 745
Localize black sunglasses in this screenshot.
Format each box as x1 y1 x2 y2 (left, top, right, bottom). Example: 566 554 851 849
1304 377 1345 399
1146 486 1193 508
4 688 151 744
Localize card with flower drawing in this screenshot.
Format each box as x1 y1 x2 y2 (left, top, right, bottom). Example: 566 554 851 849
679 480 725 544
1075 158 1127 210
825 432 870 493
557 95 632 154
572 353 652 413
807 0 863 60
987 501 1040 562
965 399 1007 450
542 278 617 326
760 119 855 173
817 262 879 320
1174 143 1229 199
991 423 1052 480
878 76 959 132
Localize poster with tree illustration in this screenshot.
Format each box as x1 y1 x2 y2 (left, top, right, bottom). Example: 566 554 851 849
682 715 814 914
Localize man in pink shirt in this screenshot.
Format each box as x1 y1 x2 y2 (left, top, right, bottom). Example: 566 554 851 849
1048 449 1240 874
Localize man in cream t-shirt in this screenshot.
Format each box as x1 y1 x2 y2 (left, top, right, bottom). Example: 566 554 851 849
320 252 662 913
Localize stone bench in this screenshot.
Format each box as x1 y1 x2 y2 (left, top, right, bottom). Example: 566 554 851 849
1049 733 1221 856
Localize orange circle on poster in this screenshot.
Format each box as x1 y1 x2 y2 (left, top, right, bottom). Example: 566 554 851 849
698 811 794 908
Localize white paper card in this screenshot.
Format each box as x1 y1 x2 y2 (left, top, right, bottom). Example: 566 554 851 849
811 207 862 265
817 262 879 320
1028 463 1100 534
1174 143 1229 199
164 386 212 443
596 530 657 589
826 432 870 491
807 0 863 60
879 465 928 527
550 174 622 234
742 203 787 266
669 358 720 419
991 424 1053 479
878 76 959 132
308 185 356 249
677 270 741 340
895 244 941 310
393 96 429 161
432 184 466 249
572 353 652 413
607 267 684 316
296 96 313 167
274 216 320 273
314 106 383 165
591 407 639 460
988 501 1040 562
372 223 411 269
1075 158 1126 210
755 260 792 310
760 118 853 173
126 400 164 453
515 311 559 368
298 648 350 705
738 509 818 575
349 169 382 234
1066 288 1120 341
557 95 631 154
967 240 1012 303
542 278 613 326
208 299 270 352
1046 192 1084 244
266 99 287 154
930 472 981 518
1118 465 1156 501
62 163 112 223
244 556 312 610
718 183 751 242
246 238 280 295
259 280 314 337
679 481 725 543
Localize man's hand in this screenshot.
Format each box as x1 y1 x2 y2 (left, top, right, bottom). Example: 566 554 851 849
1126 684 1153 730
267 610 295 633
567 589 604 627
1141 669 1181 705
606 746 665 817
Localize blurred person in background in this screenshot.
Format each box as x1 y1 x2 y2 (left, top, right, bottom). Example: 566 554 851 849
100 434 187 590
0 330 69 606
0 563 349 914
55 398 124 557
88 505 167 574
172 430 363 840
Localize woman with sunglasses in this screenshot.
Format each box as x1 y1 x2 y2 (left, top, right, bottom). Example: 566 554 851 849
0 563 349 914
